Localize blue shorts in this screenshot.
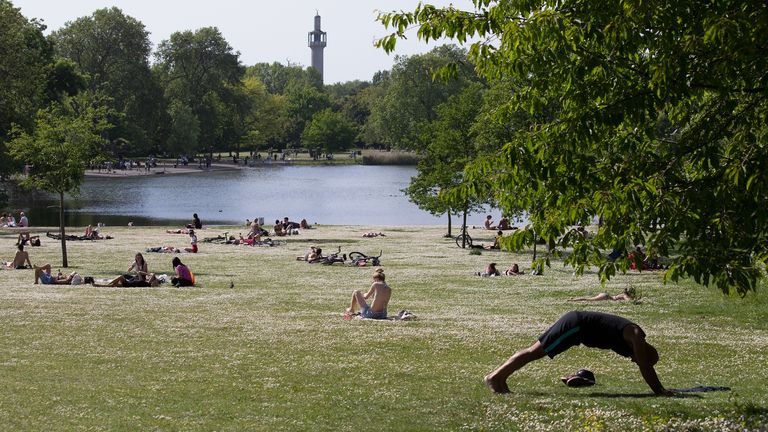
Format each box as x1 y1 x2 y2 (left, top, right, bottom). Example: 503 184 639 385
361 305 387 320
40 272 54 284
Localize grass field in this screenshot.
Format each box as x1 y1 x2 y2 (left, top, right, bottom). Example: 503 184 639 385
1 224 766 431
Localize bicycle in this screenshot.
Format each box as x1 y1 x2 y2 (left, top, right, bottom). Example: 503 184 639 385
454 228 473 248
201 232 233 244
347 250 382 266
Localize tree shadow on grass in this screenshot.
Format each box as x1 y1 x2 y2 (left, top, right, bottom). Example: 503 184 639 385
584 392 702 399
292 238 361 245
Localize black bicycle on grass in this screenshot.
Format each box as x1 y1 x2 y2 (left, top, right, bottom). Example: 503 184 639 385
347 250 382 267
454 227 473 249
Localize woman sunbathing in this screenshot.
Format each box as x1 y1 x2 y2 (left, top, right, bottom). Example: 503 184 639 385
571 287 640 302
146 246 181 253
166 228 191 234
476 263 501 277
504 263 523 276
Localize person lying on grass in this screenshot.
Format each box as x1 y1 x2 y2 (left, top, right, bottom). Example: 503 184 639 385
484 310 674 396
571 287 640 302
476 263 500 277
33 264 83 285
2 243 32 269
344 268 391 320
504 263 523 276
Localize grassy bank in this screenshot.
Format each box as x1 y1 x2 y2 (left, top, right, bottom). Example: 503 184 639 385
0 225 766 431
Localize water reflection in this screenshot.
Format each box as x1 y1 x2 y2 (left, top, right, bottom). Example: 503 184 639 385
6 165 455 226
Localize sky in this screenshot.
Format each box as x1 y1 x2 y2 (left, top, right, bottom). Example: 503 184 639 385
11 0 477 84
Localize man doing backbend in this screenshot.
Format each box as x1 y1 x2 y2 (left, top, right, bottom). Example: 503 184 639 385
484 310 673 395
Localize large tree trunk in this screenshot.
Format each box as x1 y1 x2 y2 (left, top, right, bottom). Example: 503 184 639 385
446 209 452 237
59 191 68 268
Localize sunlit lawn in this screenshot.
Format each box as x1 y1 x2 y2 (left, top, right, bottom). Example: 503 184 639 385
1 224 766 431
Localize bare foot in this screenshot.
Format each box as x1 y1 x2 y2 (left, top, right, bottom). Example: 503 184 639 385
484 375 510 393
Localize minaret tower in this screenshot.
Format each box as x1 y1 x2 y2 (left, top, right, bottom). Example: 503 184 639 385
308 11 327 82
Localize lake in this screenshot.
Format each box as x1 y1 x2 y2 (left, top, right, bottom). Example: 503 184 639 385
6 165 470 227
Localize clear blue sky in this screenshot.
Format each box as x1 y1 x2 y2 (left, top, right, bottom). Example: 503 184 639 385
11 0 476 84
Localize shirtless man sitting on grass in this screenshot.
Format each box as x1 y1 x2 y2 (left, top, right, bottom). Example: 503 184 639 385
2 244 33 269
484 310 674 396
345 268 391 320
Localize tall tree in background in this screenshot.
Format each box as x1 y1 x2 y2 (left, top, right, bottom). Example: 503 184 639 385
301 108 357 155
405 83 488 237
240 77 288 152
378 0 768 295
0 0 52 199
246 62 322 95
52 7 162 156
284 83 330 149
366 45 476 150
8 95 109 267
155 27 244 156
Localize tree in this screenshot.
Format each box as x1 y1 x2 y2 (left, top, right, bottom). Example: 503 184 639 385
239 77 288 152
301 108 357 154
245 62 322 95
377 1 768 295
165 101 200 156
52 7 163 156
0 0 53 189
156 27 244 155
366 45 477 150
405 83 488 237
284 84 330 148
8 96 108 267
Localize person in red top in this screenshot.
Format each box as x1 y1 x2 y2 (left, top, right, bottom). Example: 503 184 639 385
484 311 674 395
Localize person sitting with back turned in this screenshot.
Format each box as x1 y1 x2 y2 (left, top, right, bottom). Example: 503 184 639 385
18 211 28 228
483 310 674 395
344 268 392 320
171 257 194 287
497 216 511 230
186 213 202 229
2 243 33 269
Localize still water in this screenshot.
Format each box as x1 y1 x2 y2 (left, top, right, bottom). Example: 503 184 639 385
8 165 456 227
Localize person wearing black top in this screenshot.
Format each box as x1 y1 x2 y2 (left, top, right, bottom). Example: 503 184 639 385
484 310 673 395
186 213 202 229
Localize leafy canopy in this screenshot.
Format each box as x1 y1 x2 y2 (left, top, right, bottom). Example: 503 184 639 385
377 0 768 295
